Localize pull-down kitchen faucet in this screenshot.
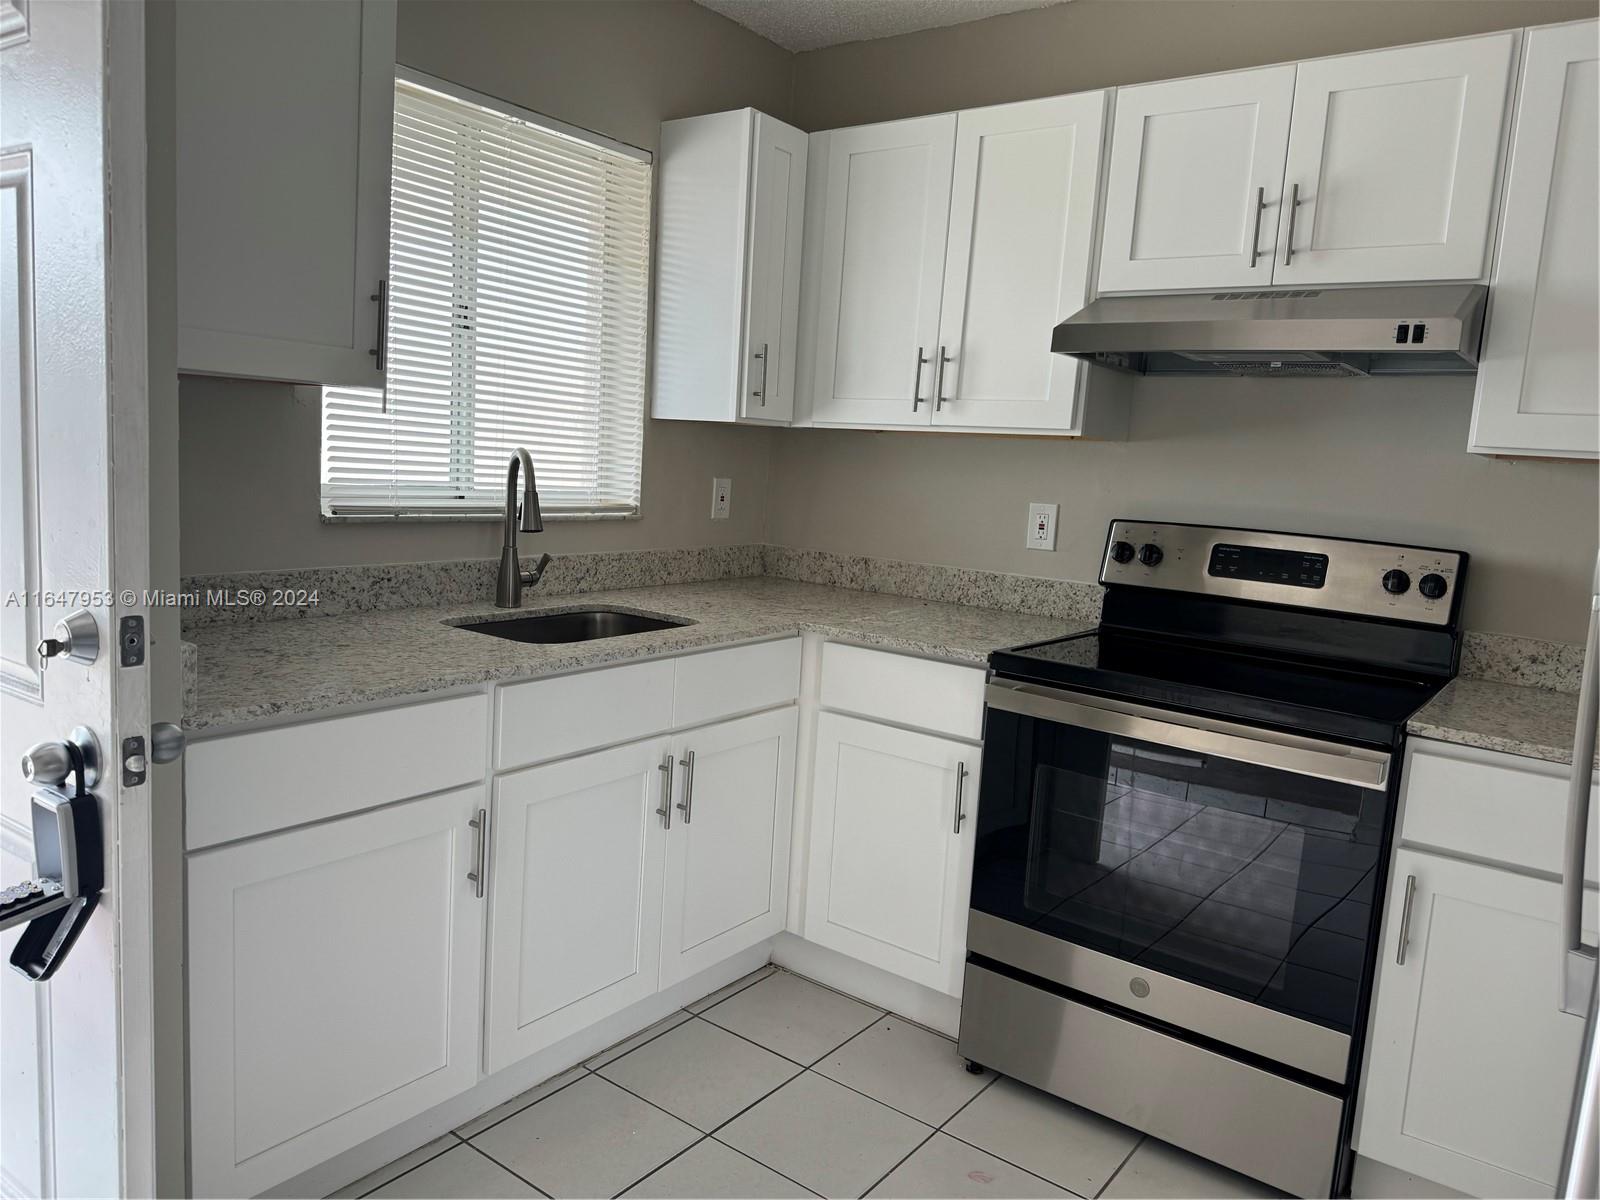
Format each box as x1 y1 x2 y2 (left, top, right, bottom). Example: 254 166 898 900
496 448 552 607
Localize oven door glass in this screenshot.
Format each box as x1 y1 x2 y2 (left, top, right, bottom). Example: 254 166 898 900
972 702 1392 1035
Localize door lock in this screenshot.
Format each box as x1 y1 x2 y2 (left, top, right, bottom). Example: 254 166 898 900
35 609 98 671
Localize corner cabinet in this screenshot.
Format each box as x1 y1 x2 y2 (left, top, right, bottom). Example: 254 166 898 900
804 712 979 995
188 786 486 1198
652 108 809 424
1469 19 1599 460
176 0 394 386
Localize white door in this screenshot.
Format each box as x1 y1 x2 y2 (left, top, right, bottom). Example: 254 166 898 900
175 0 394 385
661 707 797 987
1 4 155 1196
1098 66 1295 293
1275 33 1515 285
930 93 1106 432
187 787 485 1197
804 714 978 995
741 114 808 423
1469 20 1598 459
810 114 956 427
1359 849 1597 1197
484 738 670 1073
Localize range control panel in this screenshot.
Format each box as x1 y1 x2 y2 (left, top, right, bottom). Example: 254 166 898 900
1101 520 1465 626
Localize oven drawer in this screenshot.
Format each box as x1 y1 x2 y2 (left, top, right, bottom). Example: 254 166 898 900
957 962 1343 1200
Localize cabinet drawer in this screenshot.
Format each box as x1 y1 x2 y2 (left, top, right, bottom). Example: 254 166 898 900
820 642 985 741
186 693 489 850
674 638 801 728
497 658 675 770
1402 740 1598 880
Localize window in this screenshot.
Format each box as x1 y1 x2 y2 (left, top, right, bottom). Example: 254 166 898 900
321 72 651 520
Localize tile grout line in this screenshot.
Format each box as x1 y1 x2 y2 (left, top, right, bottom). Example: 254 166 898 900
459 1137 554 1199
349 1135 461 1199
455 1066 592 1142
856 1123 941 1199
608 1132 712 1199
705 1138 827 1199
1093 1134 1147 1199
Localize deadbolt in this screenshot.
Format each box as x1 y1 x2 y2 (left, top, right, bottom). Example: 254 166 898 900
36 610 99 671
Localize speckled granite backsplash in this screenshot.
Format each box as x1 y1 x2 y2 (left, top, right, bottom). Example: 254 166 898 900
179 542 1582 691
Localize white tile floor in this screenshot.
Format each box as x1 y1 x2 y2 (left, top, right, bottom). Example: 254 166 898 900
335 967 1285 1200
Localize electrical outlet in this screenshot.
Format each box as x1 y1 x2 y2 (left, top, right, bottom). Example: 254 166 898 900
1026 502 1058 551
711 477 732 520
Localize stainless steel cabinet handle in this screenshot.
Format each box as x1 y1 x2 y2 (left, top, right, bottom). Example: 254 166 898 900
468 808 487 899
1248 187 1266 268
1395 873 1417 964
751 343 769 406
369 279 389 373
1559 565 1599 1016
953 762 968 833
1282 184 1301 267
656 754 674 829
912 346 929 411
676 750 696 824
934 347 953 411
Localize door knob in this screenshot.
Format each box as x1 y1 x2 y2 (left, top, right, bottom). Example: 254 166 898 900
20 727 101 788
150 722 186 764
35 609 98 671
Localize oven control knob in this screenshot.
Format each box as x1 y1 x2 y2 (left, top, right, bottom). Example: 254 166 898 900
1109 540 1136 564
1382 569 1411 595
1137 543 1164 567
1418 573 1448 600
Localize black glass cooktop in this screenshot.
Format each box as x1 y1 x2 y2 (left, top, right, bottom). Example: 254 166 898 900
991 628 1448 748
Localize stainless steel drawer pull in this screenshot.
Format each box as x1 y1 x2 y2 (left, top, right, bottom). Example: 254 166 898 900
912 346 930 410
656 754 674 829
1283 184 1302 267
934 346 953 411
676 749 696 824
751 343 769 405
953 762 969 833
1248 187 1266 268
467 808 487 899
1395 873 1417 965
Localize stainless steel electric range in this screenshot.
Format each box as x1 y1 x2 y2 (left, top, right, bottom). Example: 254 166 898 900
957 520 1467 1200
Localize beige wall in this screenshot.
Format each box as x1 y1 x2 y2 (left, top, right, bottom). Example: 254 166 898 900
769 0 1600 642
179 0 790 575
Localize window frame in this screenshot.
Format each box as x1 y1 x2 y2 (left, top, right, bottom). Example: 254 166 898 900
319 66 654 524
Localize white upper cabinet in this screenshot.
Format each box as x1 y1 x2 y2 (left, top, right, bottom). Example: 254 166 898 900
809 115 958 427
1275 32 1516 285
931 93 1108 432
1098 66 1296 293
176 0 395 386
653 109 808 424
1469 20 1598 459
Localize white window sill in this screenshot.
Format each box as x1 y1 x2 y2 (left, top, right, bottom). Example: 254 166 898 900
319 510 641 525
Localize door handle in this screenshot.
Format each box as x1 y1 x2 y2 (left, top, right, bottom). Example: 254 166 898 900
934 347 953 411
467 808 487 899
953 762 969 833
912 346 929 411
656 753 674 829
751 343 769 406
1395 873 1417 965
1283 184 1302 267
676 750 696 824
1248 187 1267 268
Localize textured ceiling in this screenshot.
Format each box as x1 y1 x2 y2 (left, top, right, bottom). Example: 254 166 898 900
693 0 1073 52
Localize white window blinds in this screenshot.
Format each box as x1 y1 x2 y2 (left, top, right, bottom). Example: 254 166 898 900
321 75 651 519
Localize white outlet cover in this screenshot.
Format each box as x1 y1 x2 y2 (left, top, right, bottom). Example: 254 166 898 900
711 477 732 519
1026 502 1058 551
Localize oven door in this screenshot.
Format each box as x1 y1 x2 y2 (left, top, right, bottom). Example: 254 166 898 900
971 680 1396 1079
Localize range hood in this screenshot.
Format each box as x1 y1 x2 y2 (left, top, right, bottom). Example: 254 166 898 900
1052 284 1488 377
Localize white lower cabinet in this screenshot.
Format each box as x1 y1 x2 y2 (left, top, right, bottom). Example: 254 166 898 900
1359 848 1595 1198
661 707 799 986
804 712 979 996
188 786 486 1198
484 738 671 1073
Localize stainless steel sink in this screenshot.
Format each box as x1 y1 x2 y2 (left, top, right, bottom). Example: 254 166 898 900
454 608 691 644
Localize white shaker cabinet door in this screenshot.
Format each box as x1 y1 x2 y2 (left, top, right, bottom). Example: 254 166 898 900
809 114 957 427
176 0 394 385
1358 849 1596 1198
1274 33 1515 285
741 114 809 422
660 707 798 987
1098 66 1295 293
188 786 485 1198
804 713 979 996
484 738 670 1073
931 92 1107 432
1470 20 1598 459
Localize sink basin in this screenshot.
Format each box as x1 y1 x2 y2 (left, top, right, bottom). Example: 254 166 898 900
454 608 691 644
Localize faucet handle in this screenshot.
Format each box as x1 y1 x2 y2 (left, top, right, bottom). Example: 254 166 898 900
522 553 553 588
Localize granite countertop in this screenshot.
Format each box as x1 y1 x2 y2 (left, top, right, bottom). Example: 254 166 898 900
185 576 1083 733
1408 676 1592 769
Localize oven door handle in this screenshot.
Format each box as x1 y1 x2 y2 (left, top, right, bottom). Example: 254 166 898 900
985 680 1391 791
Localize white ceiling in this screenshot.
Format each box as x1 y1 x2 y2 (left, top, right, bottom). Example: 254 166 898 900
693 0 1073 53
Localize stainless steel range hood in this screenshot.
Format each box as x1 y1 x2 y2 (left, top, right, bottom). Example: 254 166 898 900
1052 284 1488 377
